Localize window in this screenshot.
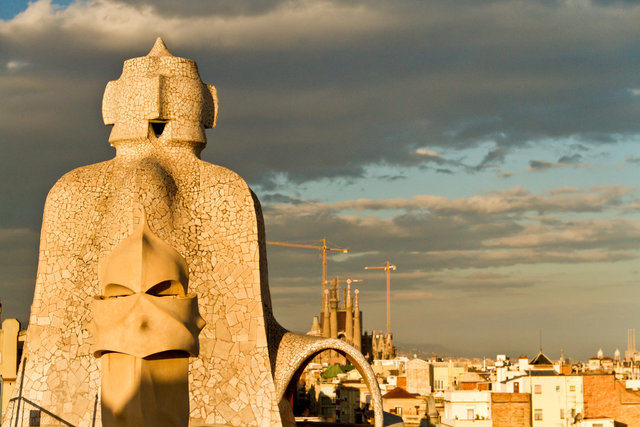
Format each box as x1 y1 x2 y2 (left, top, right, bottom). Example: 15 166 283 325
556 385 560 391
29 410 41 427
534 409 543 421
560 409 564 419
593 424 603 427
534 384 542 394
467 409 475 420
395 407 402 416
570 385 576 392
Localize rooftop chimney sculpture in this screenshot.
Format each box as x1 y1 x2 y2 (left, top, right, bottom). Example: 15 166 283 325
2 38 383 427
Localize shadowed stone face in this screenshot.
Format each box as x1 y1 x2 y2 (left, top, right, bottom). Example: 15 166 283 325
91 215 205 359
102 38 218 146
91 214 205 427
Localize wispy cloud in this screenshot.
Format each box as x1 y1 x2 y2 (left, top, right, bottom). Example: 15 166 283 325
415 148 442 159
475 145 509 171
265 185 634 216
5 60 29 71
264 185 640 282
625 155 640 164
527 154 587 172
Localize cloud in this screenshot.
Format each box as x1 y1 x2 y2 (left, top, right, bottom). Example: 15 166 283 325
626 155 640 164
547 186 583 195
263 185 640 285
475 145 509 171
373 270 536 296
261 193 306 204
483 219 640 250
528 160 555 171
497 171 515 178
0 0 638 191
5 60 29 71
0 0 393 53
527 154 587 172
415 148 441 159
443 271 536 295
559 154 582 163
264 185 634 216
418 249 638 269
376 174 407 181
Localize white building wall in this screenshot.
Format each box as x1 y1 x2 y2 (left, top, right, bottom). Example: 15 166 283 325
442 390 491 425
406 358 432 396
522 375 583 427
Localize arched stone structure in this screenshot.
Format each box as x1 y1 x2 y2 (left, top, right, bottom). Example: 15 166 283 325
273 333 383 424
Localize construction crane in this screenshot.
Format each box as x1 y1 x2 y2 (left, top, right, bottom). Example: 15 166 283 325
364 261 396 335
267 239 349 309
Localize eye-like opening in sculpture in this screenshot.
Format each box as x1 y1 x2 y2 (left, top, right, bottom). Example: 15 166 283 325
150 120 167 138
144 350 190 360
103 283 135 298
146 280 185 297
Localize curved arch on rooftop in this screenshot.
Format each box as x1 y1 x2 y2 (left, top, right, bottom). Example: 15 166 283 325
273 332 383 427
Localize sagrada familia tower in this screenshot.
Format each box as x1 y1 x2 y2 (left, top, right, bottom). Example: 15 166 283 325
308 278 395 363
2 39 383 427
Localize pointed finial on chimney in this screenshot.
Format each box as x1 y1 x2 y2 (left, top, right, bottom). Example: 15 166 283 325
148 37 173 57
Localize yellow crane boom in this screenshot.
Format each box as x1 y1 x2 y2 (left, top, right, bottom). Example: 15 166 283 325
267 238 349 309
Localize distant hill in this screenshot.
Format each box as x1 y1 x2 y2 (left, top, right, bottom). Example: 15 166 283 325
395 342 456 359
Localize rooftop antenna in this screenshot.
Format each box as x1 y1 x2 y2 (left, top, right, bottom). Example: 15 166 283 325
539 329 542 352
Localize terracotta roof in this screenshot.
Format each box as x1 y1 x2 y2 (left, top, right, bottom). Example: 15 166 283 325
382 387 417 399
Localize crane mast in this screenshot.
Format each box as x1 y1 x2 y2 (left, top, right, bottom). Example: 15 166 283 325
364 261 396 336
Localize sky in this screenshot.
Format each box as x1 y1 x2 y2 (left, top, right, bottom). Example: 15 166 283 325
0 0 639 361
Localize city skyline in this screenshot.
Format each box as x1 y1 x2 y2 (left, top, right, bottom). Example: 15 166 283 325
1 0 640 360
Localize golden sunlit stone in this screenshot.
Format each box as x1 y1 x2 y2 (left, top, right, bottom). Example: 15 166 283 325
4 38 383 427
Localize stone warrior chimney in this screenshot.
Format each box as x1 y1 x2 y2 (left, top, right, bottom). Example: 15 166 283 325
4 38 384 427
